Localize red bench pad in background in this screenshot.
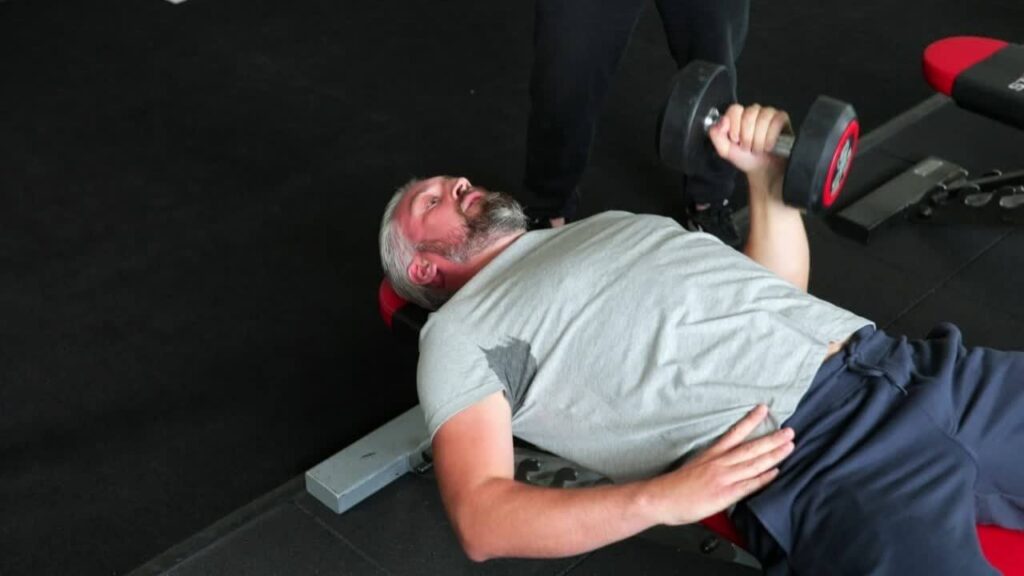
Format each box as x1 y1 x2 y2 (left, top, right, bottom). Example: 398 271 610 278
378 279 1024 574
701 514 1024 576
923 36 1009 95
378 279 407 330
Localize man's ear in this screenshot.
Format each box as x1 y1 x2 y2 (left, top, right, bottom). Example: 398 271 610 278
407 257 439 287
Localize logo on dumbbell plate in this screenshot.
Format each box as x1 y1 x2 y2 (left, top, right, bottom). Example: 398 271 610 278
1010 76 1024 92
831 138 854 196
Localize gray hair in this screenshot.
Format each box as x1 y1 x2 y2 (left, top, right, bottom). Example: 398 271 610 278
379 179 449 310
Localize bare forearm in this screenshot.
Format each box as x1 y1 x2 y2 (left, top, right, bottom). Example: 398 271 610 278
743 174 809 291
441 402 794 562
453 477 662 561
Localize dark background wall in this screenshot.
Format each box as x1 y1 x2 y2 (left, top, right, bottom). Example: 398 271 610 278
0 0 1021 574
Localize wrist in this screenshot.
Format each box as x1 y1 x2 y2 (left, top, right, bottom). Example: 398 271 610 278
633 474 691 527
747 169 784 194
631 477 667 526
747 167 786 209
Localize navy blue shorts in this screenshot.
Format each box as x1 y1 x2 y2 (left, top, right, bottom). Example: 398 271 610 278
733 324 1024 575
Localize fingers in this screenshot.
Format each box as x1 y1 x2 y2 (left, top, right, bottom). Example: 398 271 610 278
723 103 744 145
723 436 795 485
757 109 790 155
720 426 794 466
733 467 781 498
659 411 793 525
740 104 761 151
715 104 789 154
768 110 791 151
707 115 733 160
705 404 770 456
751 110 771 154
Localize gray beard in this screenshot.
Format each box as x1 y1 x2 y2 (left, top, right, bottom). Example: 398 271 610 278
420 191 528 263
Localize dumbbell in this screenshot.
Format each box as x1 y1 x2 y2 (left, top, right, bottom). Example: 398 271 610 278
657 61 860 213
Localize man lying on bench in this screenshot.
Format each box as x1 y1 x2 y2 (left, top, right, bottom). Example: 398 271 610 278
377 104 1024 575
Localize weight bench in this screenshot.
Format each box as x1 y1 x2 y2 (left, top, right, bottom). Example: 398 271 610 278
830 37 1024 242
305 278 1024 574
924 36 1024 130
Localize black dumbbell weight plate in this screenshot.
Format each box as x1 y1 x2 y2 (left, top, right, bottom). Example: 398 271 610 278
657 61 733 174
784 96 859 212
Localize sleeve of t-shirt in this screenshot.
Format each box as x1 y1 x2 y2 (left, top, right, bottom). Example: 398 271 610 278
417 319 505 439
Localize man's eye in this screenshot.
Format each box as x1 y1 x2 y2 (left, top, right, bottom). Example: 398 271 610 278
426 197 439 209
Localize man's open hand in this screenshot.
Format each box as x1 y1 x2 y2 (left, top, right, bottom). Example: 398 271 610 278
645 404 794 526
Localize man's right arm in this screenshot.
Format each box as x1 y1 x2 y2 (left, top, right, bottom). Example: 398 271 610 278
432 391 794 561
708 104 810 291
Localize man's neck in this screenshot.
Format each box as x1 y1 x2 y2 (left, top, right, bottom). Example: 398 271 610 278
447 229 526 292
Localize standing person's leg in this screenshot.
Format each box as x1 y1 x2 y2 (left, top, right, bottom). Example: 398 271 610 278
655 0 749 245
522 0 647 228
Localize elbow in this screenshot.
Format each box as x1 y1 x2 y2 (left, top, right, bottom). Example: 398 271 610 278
445 479 519 562
448 493 509 562
462 541 493 564
453 515 497 563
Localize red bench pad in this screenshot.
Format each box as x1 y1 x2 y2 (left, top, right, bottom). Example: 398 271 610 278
923 36 1010 95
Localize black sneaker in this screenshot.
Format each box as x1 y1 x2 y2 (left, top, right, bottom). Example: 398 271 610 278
525 205 567 231
523 188 579 231
685 200 742 247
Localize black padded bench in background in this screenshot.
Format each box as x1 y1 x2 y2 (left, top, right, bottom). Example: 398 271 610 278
830 37 1024 243
129 97 1024 576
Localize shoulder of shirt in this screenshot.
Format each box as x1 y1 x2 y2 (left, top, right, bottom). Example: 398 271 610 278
578 210 680 228
419 307 460 349
421 212 682 336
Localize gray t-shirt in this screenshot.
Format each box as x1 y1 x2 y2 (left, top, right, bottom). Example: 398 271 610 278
417 211 871 482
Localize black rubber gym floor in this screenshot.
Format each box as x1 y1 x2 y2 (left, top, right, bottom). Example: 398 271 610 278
1 0 1022 574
